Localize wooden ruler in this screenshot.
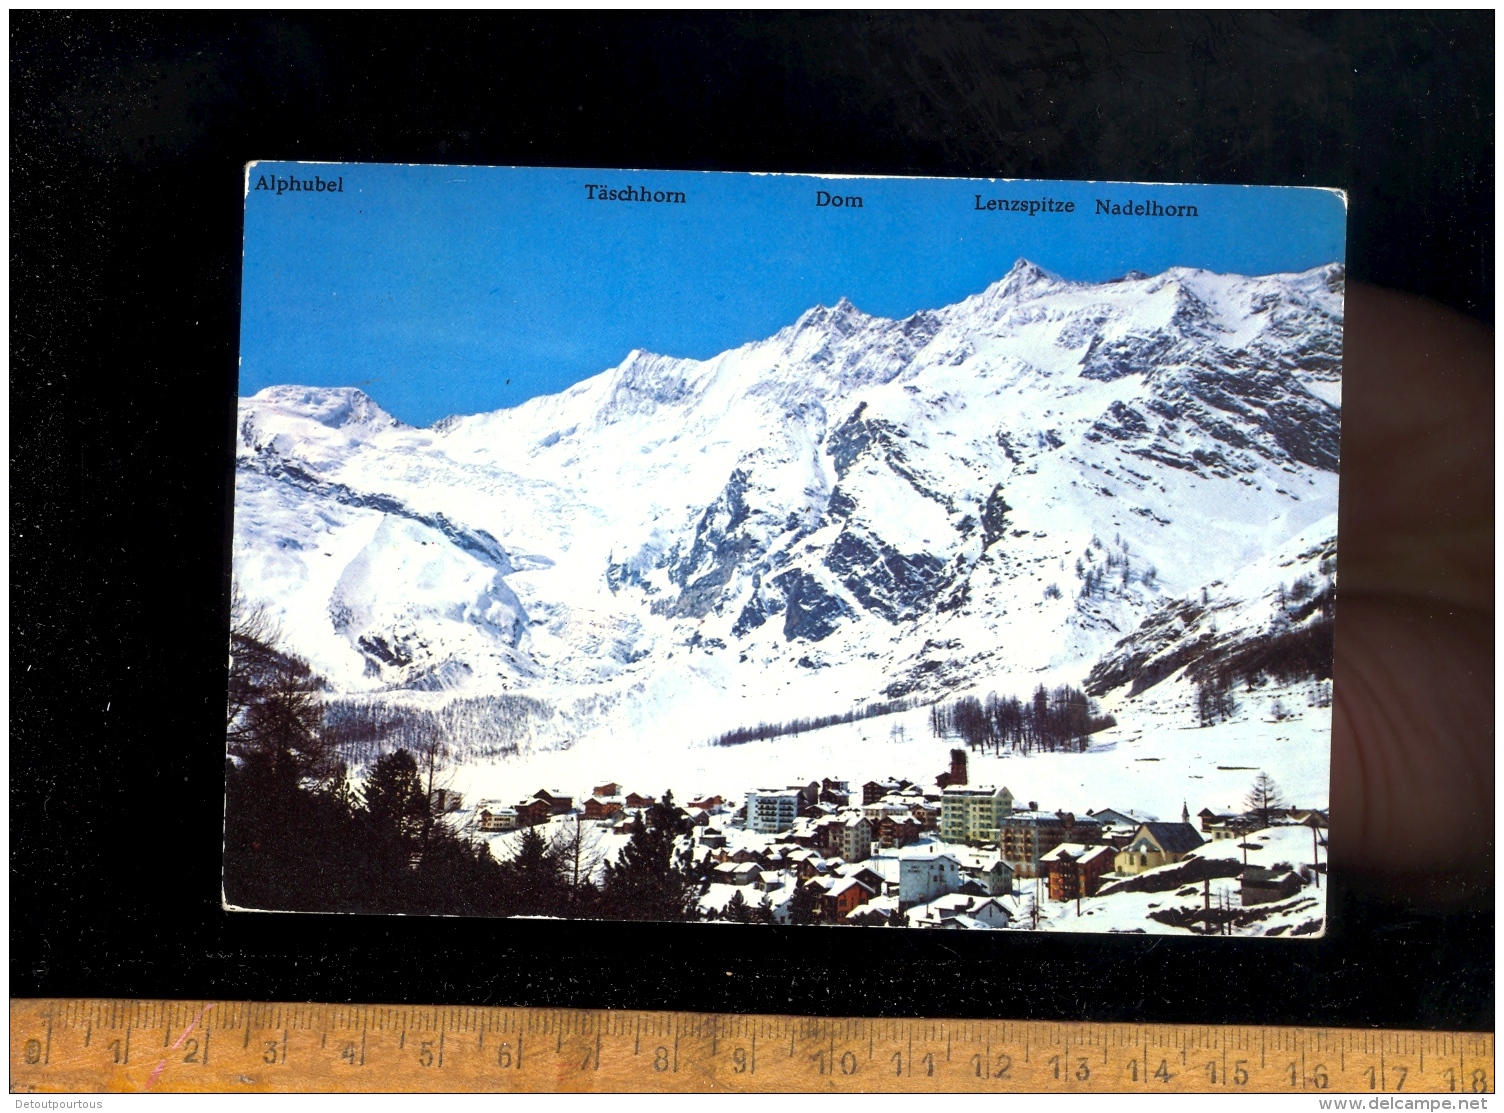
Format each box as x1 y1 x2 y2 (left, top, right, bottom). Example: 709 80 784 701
9 999 1493 1094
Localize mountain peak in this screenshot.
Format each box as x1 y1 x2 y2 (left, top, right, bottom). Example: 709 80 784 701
974 259 1063 306
251 385 403 431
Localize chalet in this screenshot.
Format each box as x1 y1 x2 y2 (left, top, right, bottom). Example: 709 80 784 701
1241 866 1304 906
862 799 909 823
515 798 552 828
592 782 623 798
789 782 821 812
698 827 727 849
862 779 903 806
1114 822 1206 875
687 795 724 812
688 808 711 827
820 778 851 807
845 895 901 924
997 810 1104 878
817 877 874 922
755 870 787 893
909 801 942 830
835 863 886 895
477 806 517 832
786 818 821 848
814 816 845 858
1197 807 1236 833
1290 808 1329 828
583 796 624 820
1087 807 1155 834
1041 843 1117 901
532 789 574 816
623 792 655 809
728 848 764 866
908 894 1013 930
877 814 922 848
960 854 1015 897
713 861 761 886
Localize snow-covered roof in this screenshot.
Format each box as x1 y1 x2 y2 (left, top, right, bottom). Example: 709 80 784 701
827 877 875 898
1040 842 1116 866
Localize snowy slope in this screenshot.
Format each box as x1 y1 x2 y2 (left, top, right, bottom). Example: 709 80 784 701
233 260 1343 772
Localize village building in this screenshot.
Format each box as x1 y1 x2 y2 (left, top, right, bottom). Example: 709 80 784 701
1241 866 1305 905
429 788 464 813
876 814 922 848
940 784 1015 844
835 863 886 895
958 852 1015 897
1041 843 1117 901
515 798 552 828
908 801 942 830
845 894 901 924
814 876 874 922
582 796 625 820
997 809 1104 878
862 779 904 806
820 778 851 807
788 783 822 813
623 792 655 809
476 806 517 832
838 815 875 863
862 799 910 823
1113 821 1206 875
714 861 761 886
698 828 727 849
907 893 1015 930
532 789 574 816
812 816 845 858
756 870 786 893
898 849 963 908
745 788 801 833
592 782 622 798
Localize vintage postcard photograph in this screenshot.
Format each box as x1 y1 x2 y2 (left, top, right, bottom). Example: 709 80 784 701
226 163 1343 936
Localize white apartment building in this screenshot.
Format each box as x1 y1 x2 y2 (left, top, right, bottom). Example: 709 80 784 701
745 788 800 833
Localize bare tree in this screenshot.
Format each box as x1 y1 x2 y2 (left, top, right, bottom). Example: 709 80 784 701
226 585 283 743
413 726 453 853
550 814 606 906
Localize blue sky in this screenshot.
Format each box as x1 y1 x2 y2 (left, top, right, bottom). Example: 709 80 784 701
240 163 1346 427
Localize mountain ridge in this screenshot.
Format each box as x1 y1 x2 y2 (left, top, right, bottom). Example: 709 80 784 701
233 259 1342 756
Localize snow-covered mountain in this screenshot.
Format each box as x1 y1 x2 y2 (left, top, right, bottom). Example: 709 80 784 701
232 259 1342 754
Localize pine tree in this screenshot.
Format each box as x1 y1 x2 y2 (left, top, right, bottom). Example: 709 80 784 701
504 826 562 916
362 749 427 849
600 791 699 922
788 881 820 926
723 888 751 923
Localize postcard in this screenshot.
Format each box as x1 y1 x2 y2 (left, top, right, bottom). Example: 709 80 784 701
226 163 1342 935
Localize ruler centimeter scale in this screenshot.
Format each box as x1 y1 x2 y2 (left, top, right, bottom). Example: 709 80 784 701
10 1000 1493 1095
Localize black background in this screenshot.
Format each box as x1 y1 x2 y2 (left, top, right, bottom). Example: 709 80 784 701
12 13 1493 1029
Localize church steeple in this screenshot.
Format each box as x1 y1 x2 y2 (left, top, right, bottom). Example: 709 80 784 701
1182 801 1190 825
